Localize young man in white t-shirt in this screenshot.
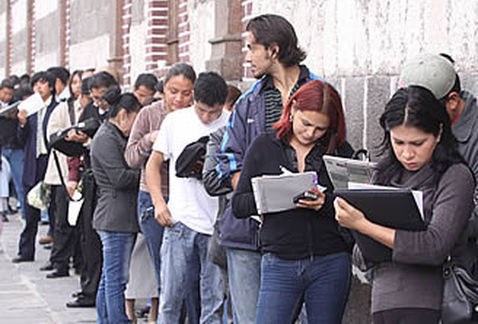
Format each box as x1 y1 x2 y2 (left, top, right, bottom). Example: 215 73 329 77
146 72 229 323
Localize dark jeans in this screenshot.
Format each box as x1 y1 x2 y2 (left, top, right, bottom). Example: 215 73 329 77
50 185 78 272
373 308 440 324
78 170 102 299
255 252 351 324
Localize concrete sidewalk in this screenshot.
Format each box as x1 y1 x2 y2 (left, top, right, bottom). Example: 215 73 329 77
0 213 96 324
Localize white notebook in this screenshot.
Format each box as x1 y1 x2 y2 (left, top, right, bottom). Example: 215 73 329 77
251 171 320 214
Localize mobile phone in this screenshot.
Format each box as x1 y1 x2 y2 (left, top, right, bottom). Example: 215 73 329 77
293 191 318 204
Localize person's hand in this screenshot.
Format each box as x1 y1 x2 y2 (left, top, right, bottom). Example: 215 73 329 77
17 109 27 126
66 181 78 198
334 197 367 230
154 201 173 227
231 172 241 190
66 129 89 143
149 130 159 143
296 189 326 211
189 157 204 176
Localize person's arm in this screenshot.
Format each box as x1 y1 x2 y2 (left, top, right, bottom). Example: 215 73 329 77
145 151 172 227
336 164 475 266
92 133 140 190
215 97 249 189
16 109 29 146
145 114 173 227
231 137 264 218
125 106 161 169
202 127 233 196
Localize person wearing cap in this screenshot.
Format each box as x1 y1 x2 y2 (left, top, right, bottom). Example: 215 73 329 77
400 53 478 256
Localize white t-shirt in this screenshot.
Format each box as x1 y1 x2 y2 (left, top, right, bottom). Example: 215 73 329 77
152 106 230 235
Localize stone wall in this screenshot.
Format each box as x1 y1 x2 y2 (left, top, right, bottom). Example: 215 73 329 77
69 0 117 70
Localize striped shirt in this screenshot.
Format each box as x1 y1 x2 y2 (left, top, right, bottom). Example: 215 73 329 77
263 66 309 130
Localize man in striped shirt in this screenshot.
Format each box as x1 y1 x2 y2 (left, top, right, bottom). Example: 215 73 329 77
215 14 325 323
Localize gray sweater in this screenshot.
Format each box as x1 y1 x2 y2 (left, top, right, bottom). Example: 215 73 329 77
363 163 474 313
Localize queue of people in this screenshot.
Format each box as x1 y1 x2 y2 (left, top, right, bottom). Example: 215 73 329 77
0 12 477 324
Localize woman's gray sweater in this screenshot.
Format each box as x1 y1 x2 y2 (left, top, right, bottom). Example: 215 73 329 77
360 163 474 313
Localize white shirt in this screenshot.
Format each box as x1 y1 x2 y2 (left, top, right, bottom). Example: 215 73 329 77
152 106 230 235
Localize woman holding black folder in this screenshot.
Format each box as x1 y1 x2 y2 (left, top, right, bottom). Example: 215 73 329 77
232 80 353 323
335 86 474 324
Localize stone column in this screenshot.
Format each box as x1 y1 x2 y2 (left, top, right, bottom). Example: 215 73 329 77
205 0 243 81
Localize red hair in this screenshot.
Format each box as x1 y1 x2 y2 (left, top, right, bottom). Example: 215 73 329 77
272 80 346 153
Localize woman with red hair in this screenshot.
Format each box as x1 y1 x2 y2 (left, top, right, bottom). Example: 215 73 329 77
232 80 352 323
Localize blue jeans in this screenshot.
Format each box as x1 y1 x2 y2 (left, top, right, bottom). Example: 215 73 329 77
137 191 164 297
138 192 200 323
3 148 24 216
158 222 224 324
226 248 261 324
96 230 136 324
255 252 351 324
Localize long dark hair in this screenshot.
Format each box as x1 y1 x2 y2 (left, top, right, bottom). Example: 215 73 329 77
374 86 463 184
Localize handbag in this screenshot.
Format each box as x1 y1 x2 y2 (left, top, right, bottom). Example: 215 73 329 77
27 181 51 210
442 256 478 323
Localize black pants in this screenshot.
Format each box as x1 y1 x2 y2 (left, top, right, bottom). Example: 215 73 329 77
78 171 102 299
18 184 55 259
373 308 440 324
49 185 78 272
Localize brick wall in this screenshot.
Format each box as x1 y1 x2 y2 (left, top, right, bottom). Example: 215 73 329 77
122 0 132 88
145 0 168 72
177 0 190 62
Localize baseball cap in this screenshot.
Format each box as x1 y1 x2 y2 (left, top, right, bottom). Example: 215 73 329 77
399 53 457 100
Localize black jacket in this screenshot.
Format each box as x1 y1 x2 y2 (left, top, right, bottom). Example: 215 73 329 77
232 132 350 260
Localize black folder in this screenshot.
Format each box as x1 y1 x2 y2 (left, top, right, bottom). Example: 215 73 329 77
335 189 426 263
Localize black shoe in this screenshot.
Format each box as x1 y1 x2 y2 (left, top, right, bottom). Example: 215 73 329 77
39 262 54 271
39 220 49 226
12 256 34 263
43 244 52 250
71 291 84 298
46 270 69 279
66 296 95 308
2 214 8 222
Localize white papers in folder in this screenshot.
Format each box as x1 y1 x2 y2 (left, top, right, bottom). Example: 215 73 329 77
347 182 424 219
18 92 45 116
323 155 378 190
251 171 319 214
